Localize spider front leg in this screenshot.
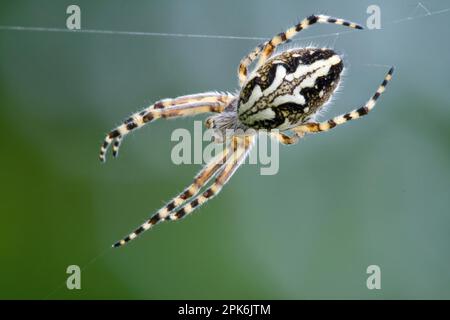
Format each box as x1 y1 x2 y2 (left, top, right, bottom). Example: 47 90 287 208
292 67 394 135
99 92 234 162
238 15 363 85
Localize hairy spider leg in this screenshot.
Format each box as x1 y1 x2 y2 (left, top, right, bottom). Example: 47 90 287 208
112 137 242 247
166 135 254 221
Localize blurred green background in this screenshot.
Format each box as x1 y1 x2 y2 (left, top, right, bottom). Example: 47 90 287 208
1 0 449 299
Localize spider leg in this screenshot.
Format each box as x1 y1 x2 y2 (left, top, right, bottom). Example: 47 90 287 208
100 92 234 162
271 131 304 145
238 42 268 85
237 15 363 85
166 135 255 222
148 92 232 111
112 138 238 247
292 67 394 135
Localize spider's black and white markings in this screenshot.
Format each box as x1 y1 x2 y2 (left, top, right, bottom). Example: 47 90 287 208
99 14 394 248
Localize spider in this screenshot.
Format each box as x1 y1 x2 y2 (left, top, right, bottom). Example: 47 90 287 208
99 15 394 248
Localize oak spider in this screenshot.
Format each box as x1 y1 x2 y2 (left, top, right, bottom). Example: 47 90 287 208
99 14 394 248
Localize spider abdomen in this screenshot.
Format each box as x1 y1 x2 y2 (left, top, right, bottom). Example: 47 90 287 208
237 48 343 130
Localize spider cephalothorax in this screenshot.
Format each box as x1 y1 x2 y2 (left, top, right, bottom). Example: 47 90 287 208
99 15 394 247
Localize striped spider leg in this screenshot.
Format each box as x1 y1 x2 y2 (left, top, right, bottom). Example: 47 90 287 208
99 92 234 162
276 67 394 143
238 14 363 85
166 135 254 221
113 135 254 247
